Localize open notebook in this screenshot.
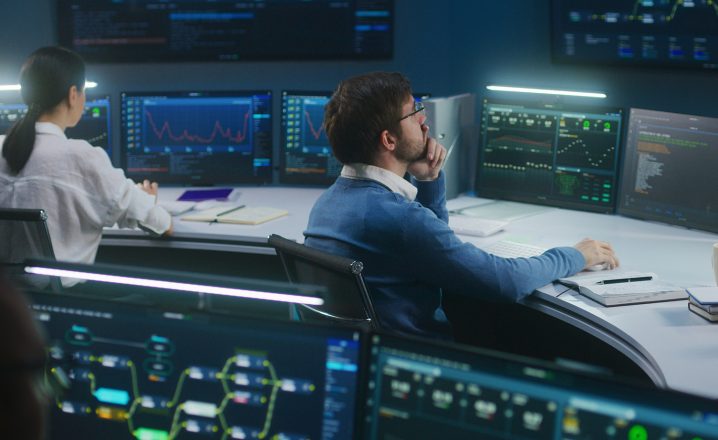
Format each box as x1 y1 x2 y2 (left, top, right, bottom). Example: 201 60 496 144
559 270 687 306
181 206 288 225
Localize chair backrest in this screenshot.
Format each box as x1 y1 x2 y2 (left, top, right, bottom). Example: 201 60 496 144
0 208 60 292
268 234 380 330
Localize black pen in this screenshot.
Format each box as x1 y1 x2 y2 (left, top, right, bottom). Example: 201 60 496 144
209 205 246 225
596 276 653 285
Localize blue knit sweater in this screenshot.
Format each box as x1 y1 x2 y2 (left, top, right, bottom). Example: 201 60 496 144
304 172 585 339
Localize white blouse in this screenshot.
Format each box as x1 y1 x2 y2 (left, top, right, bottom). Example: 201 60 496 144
0 122 170 271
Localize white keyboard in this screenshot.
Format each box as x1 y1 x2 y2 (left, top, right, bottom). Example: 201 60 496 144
449 215 508 237
485 240 547 258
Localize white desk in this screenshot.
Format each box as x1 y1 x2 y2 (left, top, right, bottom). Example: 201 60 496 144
102 188 718 399
101 186 325 254
449 196 718 399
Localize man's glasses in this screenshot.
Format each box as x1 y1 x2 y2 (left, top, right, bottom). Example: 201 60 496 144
398 101 426 122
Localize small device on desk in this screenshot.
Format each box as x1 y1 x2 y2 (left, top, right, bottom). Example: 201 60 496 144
449 215 507 237
560 271 687 306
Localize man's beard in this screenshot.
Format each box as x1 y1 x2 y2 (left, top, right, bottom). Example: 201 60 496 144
395 136 426 163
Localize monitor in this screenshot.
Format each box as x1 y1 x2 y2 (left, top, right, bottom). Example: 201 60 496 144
58 0 394 62
363 333 718 439
121 90 272 185
618 108 718 233
31 290 363 439
279 91 431 186
0 96 113 159
476 98 623 213
551 0 718 70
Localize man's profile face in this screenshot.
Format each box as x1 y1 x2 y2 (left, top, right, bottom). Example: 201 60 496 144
395 96 428 163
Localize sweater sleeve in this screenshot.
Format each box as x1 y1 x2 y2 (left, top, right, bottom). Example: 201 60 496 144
80 145 171 234
401 202 585 302
412 171 448 222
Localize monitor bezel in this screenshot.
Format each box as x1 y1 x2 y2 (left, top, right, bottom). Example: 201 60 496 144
475 97 625 214
617 107 718 234
57 0 395 63
279 90 336 186
364 331 718 438
120 89 273 186
29 287 368 439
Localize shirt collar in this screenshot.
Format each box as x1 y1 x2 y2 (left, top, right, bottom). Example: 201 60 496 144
341 163 417 201
35 122 67 139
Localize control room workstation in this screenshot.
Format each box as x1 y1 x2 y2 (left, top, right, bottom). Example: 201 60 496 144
3 0 718 439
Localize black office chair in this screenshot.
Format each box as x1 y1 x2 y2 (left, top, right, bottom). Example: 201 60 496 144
268 234 380 330
0 208 60 292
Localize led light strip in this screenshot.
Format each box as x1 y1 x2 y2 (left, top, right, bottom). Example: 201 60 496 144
486 85 606 99
25 266 324 306
0 81 98 92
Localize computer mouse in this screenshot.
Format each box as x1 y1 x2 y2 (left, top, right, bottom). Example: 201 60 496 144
585 263 609 272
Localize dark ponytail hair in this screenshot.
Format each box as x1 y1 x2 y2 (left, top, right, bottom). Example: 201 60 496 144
2 46 85 173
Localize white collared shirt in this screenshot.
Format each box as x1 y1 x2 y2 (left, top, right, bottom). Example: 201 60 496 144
0 122 170 279
340 163 417 201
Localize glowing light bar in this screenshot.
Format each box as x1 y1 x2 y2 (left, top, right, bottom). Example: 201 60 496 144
486 85 606 99
24 266 324 306
0 81 98 92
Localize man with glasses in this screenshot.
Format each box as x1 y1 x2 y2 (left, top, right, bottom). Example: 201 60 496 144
304 71 619 340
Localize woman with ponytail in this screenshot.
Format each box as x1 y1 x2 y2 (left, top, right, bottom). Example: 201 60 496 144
0 47 172 283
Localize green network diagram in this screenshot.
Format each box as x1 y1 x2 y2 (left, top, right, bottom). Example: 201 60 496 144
46 324 317 440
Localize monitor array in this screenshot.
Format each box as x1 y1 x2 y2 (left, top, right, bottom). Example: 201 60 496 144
30 290 718 440
1 93 716 233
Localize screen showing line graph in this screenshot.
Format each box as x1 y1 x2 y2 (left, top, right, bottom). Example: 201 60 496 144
618 108 718 233
30 291 363 440
280 91 431 185
476 99 623 213
552 0 718 69
280 91 339 185
121 91 272 184
0 96 113 161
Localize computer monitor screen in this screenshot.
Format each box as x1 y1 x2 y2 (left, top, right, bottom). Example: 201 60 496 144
58 0 394 62
551 0 718 70
363 333 718 439
30 291 363 439
279 91 430 185
0 96 113 159
618 108 718 233
121 90 272 185
476 99 623 213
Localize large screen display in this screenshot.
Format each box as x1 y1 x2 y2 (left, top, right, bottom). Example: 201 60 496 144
552 0 718 69
58 0 394 62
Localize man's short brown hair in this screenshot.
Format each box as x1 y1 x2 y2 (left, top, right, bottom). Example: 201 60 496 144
323 72 412 165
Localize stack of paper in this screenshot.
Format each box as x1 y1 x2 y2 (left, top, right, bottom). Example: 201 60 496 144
687 287 718 322
559 270 687 307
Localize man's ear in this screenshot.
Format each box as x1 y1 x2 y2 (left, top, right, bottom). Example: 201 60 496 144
67 85 79 108
379 129 398 152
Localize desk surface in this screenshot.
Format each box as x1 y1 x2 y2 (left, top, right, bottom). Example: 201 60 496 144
102 186 325 253
104 187 718 399
448 196 718 399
